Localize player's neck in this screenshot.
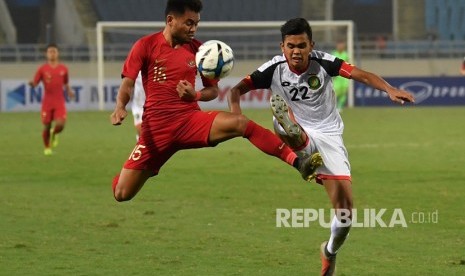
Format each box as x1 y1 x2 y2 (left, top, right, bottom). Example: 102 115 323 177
289 62 309 75
162 29 183 48
48 60 59 67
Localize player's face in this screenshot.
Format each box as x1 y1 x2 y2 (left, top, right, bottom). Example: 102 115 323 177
281 33 314 72
46 47 59 62
168 9 200 44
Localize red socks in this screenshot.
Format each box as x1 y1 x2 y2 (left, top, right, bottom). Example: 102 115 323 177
243 121 297 166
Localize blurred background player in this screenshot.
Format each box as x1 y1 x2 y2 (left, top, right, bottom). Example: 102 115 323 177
110 0 319 202
331 40 350 112
228 18 415 276
131 72 146 139
29 43 75 156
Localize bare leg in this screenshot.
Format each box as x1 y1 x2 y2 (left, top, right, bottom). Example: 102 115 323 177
208 112 249 143
42 123 52 148
113 168 154 202
53 119 66 134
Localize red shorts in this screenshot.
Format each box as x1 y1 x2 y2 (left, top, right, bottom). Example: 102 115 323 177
41 103 66 124
123 110 220 175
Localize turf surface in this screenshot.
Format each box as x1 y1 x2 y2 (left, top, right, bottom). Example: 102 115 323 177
1 107 464 275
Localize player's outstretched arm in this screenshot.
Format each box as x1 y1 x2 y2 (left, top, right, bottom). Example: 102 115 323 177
228 80 251 114
351 67 415 105
111 77 135 125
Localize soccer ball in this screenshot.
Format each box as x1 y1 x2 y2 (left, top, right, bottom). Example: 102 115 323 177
196 40 234 79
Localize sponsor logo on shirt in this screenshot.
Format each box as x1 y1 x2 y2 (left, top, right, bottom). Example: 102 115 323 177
187 59 196 68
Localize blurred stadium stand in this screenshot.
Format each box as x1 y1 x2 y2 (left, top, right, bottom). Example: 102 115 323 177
0 0 464 62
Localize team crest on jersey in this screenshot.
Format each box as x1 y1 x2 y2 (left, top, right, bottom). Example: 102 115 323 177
187 59 196 68
307 75 321 89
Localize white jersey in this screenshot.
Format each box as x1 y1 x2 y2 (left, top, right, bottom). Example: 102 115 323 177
250 51 345 134
131 72 145 125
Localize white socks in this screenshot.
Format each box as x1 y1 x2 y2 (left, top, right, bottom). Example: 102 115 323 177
327 216 351 255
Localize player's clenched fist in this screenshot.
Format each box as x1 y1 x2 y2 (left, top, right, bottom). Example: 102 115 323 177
111 107 127 125
177 80 196 101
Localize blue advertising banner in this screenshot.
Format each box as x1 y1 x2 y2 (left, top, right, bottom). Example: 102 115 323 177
355 77 465 106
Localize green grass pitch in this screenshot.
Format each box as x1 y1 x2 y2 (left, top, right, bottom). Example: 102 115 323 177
1 107 464 275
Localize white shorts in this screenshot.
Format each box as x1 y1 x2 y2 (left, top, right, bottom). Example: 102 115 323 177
131 103 143 126
273 119 351 184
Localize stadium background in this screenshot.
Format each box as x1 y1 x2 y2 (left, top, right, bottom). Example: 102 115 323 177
1 0 464 110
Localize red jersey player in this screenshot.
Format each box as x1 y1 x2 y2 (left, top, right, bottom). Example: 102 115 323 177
110 0 322 202
29 43 75 156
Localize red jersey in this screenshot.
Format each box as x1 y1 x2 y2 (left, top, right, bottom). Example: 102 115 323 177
122 32 217 120
33 63 68 107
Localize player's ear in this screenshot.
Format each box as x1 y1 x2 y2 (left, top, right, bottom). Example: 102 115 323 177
280 42 284 53
166 14 174 26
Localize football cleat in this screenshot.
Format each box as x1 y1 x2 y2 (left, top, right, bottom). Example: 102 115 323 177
270 94 304 143
298 152 323 181
44 148 53 156
320 241 337 276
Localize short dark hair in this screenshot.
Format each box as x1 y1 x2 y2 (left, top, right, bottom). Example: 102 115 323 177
280 18 312 42
165 0 203 17
45 43 59 51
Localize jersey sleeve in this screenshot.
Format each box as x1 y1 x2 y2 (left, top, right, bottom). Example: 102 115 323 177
201 76 219 87
245 55 285 89
63 65 69 85
122 39 146 80
33 65 43 84
311 50 354 78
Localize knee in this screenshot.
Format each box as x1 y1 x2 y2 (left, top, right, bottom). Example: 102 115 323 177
233 114 250 136
54 123 65 132
113 184 134 202
234 114 250 134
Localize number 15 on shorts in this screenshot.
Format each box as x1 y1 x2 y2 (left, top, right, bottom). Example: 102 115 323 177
129 144 146 161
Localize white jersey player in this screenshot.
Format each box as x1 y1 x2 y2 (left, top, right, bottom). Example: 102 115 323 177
228 18 414 276
131 72 145 139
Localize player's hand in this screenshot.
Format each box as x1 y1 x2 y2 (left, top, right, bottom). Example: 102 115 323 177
387 88 415 105
110 107 127 126
68 90 76 101
177 80 196 101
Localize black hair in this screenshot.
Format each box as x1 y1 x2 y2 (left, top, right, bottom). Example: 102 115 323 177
280 18 313 42
46 43 59 50
165 0 203 17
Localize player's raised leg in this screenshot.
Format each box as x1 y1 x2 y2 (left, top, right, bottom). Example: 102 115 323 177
270 94 323 180
208 112 320 180
320 179 353 276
